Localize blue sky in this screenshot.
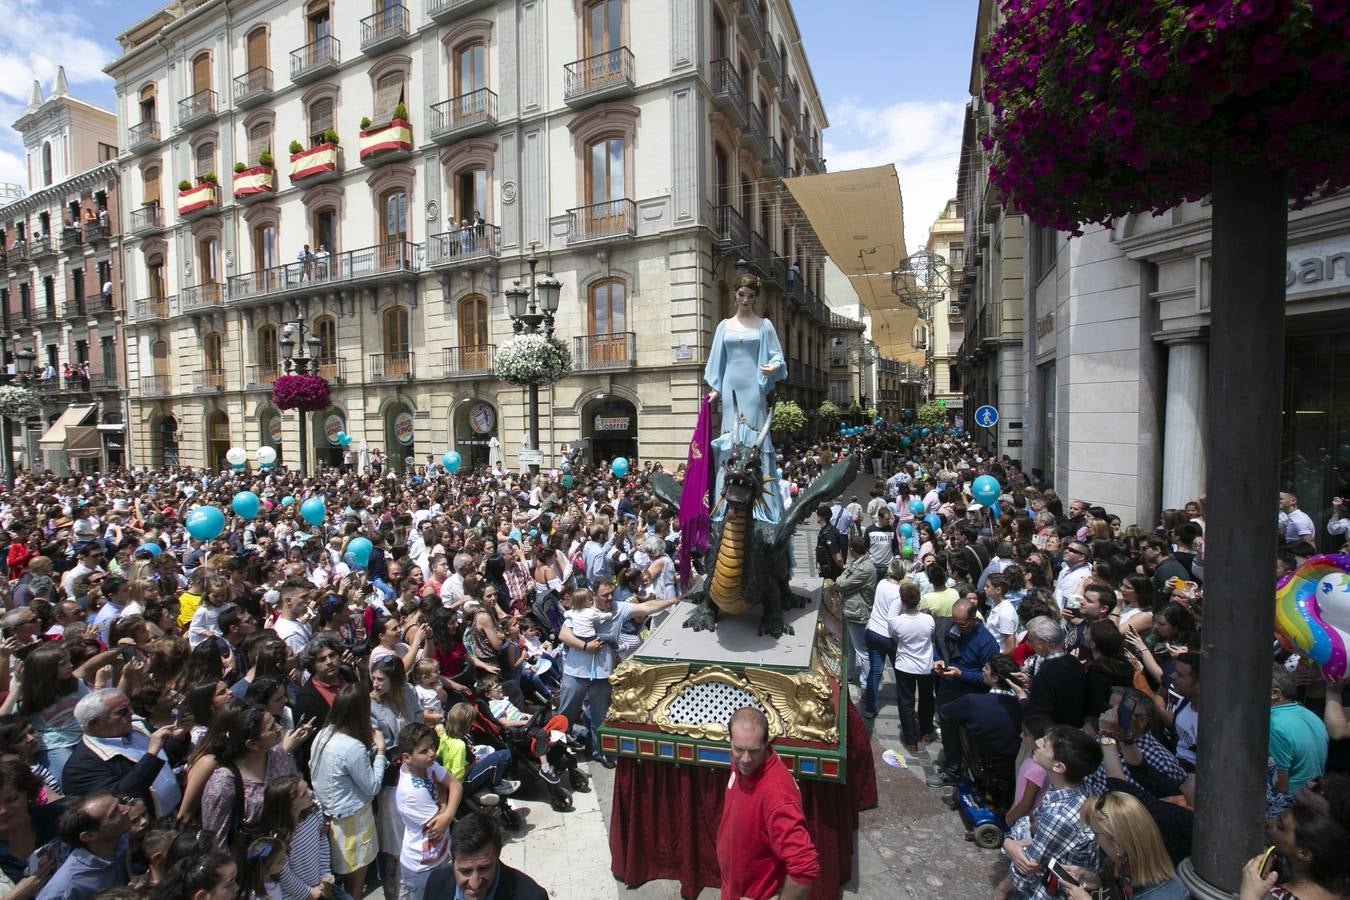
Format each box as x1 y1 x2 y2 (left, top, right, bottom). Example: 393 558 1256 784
0 0 976 251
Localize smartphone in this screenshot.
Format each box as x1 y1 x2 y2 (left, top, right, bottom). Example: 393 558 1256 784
1117 692 1139 734
1259 845 1278 879
1046 857 1080 888
171 706 182 726
118 646 137 660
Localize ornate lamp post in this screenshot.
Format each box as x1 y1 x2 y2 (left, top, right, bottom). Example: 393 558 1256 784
279 321 323 476
0 340 36 490
504 255 562 475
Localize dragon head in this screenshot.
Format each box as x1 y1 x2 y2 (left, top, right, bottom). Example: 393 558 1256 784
721 411 773 510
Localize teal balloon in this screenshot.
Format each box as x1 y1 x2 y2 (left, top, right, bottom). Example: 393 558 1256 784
972 474 1001 507
611 457 629 477
562 474 574 489
901 436 911 447
921 427 931 437
925 513 942 532
345 537 373 568
137 542 162 557
300 497 326 526
232 491 261 521
185 506 226 541
442 451 462 473
909 499 924 516
336 431 347 442
899 522 913 538
338 435 353 447
281 496 295 507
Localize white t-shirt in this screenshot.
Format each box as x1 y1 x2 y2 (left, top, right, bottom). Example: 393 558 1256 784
865 580 904 636
396 763 451 873
565 607 613 640
985 599 1019 647
272 617 311 655
1174 701 1198 764
887 611 936 675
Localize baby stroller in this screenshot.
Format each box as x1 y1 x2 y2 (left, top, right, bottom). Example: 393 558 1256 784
466 689 590 812
950 724 1016 849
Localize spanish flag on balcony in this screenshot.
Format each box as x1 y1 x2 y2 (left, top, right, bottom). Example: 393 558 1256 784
176 183 218 217
290 143 340 182
358 119 413 161
232 166 275 200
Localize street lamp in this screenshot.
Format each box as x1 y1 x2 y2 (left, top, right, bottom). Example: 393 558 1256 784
504 255 562 476
280 320 323 476
1 338 35 490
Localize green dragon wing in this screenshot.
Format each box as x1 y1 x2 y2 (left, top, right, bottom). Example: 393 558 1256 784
772 454 859 548
651 471 684 515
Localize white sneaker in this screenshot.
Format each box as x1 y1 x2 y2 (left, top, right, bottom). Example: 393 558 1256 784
478 793 500 807
496 779 521 796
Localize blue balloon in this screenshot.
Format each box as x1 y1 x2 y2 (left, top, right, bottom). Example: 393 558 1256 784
899 522 913 539
442 451 462 474
925 513 942 532
336 431 347 443
339 435 353 447
345 537 373 568
232 491 261 521
281 496 295 507
972 474 1001 507
185 505 226 541
137 542 162 557
909 499 925 516
300 496 327 527
901 436 911 447
921 427 931 437
611 457 630 477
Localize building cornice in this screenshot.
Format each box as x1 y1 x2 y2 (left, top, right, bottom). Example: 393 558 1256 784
0 162 120 219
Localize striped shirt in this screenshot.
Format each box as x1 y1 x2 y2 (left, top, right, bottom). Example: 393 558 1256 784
276 808 331 900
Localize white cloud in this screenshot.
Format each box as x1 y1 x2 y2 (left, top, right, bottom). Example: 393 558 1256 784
822 99 966 259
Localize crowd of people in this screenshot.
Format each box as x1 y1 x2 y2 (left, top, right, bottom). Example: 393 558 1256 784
0 415 1346 899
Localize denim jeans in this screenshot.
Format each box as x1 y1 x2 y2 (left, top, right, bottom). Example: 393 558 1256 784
862 629 896 715
558 673 612 754
465 748 513 795
895 672 936 747
398 863 443 900
845 621 869 686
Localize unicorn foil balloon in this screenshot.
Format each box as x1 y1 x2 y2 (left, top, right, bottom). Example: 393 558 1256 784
1275 554 1350 680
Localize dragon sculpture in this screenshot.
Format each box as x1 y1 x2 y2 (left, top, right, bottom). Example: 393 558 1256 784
652 412 858 639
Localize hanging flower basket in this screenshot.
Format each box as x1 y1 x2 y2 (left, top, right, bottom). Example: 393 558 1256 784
0 385 40 419
493 334 573 386
272 374 331 411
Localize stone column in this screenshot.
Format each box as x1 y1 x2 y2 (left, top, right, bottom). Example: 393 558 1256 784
1161 337 1207 509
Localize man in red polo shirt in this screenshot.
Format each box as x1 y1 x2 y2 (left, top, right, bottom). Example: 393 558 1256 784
716 707 819 900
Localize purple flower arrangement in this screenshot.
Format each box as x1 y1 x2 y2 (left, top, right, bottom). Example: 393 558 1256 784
272 374 330 411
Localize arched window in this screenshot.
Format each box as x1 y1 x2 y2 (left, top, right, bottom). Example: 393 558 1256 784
588 279 627 363
146 255 166 301
138 84 157 125
152 339 169 377
306 0 332 44
41 142 52 187
713 9 728 60
381 188 408 244
383 307 410 375
586 136 624 205
198 237 220 284
375 72 405 123
453 41 485 97
194 141 215 179
454 168 486 223
247 123 272 166
245 27 269 75
307 97 334 146
312 206 337 254
584 0 622 56
191 52 212 94
459 294 489 369
257 324 277 377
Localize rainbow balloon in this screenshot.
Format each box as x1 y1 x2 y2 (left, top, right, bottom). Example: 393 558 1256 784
1275 554 1350 680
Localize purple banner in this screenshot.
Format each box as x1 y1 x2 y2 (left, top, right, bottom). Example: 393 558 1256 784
677 395 714 589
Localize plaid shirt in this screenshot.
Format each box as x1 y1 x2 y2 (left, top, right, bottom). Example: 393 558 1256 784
1083 732 1188 796
1010 785 1097 900
502 560 535 612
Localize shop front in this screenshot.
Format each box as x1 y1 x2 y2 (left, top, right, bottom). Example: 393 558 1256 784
258 408 283 467
207 410 231 471
159 416 179 468
313 409 345 471
453 400 499 471
385 404 416 473
581 396 638 465
1283 318 1350 551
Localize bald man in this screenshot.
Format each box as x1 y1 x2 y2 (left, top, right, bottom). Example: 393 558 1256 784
716 707 818 900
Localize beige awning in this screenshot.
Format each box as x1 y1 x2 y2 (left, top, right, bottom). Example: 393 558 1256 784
38 404 97 450
65 425 102 458
782 165 923 363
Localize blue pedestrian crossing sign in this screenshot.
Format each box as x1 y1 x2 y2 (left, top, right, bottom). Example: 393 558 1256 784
975 405 999 428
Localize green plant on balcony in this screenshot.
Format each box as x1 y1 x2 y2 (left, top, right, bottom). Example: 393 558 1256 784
866 407 878 419
198 172 219 186
259 149 274 167
360 116 372 129
289 140 303 154
770 399 806 435
816 400 840 419
392 102 408 122
233 161 247 173
177 179 192 191
322 128 340 146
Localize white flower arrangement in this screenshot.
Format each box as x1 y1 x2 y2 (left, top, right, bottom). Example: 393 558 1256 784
493 333 573 386
0 385 40 420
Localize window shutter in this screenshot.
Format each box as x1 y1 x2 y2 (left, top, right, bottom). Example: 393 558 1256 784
309 99 333 140
375 74 404 121
248 124 272 164
195 143 215 178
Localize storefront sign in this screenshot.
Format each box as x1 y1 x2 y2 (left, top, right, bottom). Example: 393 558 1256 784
469 403 495 435
325 415 343 445
394 412 415 445
594 415 631 432
211 424 230 442
1286 240 1350 296
269 419 282 443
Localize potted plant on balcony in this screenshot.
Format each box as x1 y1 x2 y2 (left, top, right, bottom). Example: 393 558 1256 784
272 373 330 412
816 399 841 419
177 174 220 218
493 333 573 386
234 149 277 204
289 131 342 186
359 104 413 166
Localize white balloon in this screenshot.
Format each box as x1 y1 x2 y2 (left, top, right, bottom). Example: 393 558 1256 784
225 447 247 466
256 446 277 465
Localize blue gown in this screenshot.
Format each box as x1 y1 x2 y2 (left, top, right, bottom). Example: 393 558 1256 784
704 318 787 524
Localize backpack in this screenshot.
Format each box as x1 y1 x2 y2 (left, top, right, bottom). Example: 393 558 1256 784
223 761 260 861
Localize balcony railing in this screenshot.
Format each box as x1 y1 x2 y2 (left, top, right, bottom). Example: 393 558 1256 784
735 0 765 47
128 119 159 151
26 235 53 260
760 44 782 85
748 230 772 278
32 304 58 324
428 224 500 267
710 58 748 125
764 139 784 175
180 282 224 312
574 332 636 371
566 199 637 244
440 345 495 378
369 351 414 382
233 67 274 107
129 204 164 235
361 5 410 53
63 300 87 319
135 296 173 320
427 0 495 22
139 375 171 397
228 241 422 303
710 204 748 250
246 363 281 389
564 47 635 107
83 221 107 243
429 88 498 143
193 369 226 392
316 357 347 383
743 103 769 156
291 35 340 83
60 228 82 252
177 89 218 129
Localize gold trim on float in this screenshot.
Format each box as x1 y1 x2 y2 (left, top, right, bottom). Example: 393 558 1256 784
744 667 838 744
650 665 786 741
607 661 691 724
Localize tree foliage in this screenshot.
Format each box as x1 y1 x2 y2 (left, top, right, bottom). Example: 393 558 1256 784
771 400 807 434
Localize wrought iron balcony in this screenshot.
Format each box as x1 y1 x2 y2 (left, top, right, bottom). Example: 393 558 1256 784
32 304 59 325
369 351 414 382
26 235 54 262
180 281 224 313
759 43 781 85
227 241 423 304
763 139 784 176
63 299 88 319
128 204 164 236
735 0 765 48
135 296 173 321
710 204 748 251
361 5 410 54
246 363 280 389
139 375 171 397
574 332 636 372
564 47 635 108
566 199 637 245
291 35 340 84
710 58 748 126
193 369 226 392
128 119 159 153
428 224 500 268
742 104 769 157
233 67 274 108
60 228 82 252
748 231 772 279
427 0 495 23
316 357 347 384
83 221 108 243
177 89 218 130
440 345 495 379
429 88 498 143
